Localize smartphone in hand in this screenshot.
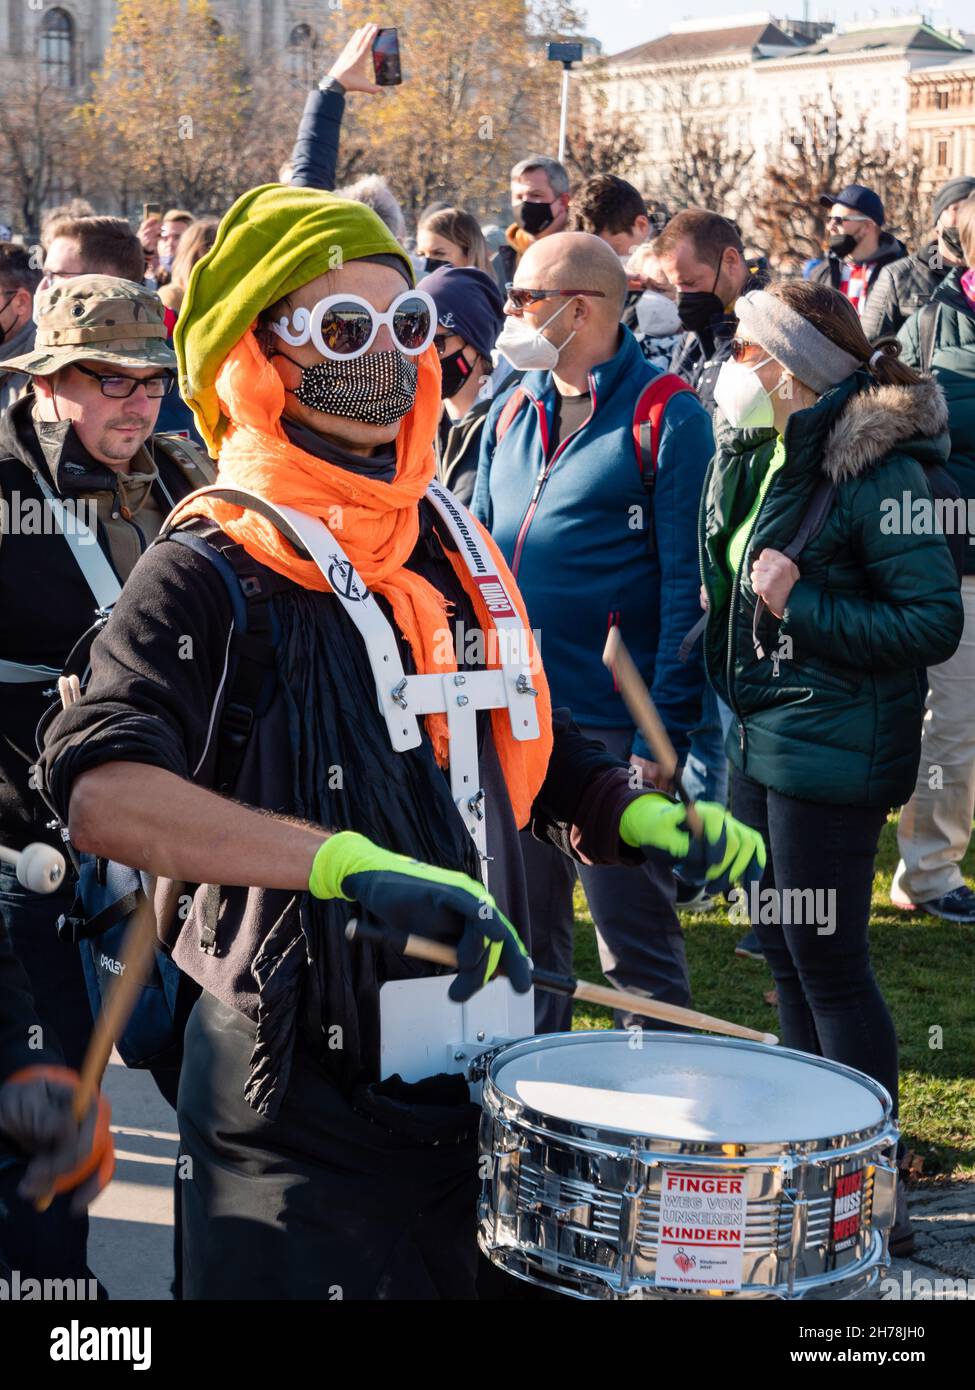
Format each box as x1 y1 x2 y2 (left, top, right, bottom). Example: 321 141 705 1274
372 27 402 86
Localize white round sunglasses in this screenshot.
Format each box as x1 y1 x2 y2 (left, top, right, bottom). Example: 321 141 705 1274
268 289 438 362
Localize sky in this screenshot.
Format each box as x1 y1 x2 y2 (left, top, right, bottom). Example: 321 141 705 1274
581 2 974 59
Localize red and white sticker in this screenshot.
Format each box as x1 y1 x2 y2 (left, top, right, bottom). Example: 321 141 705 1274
655 1171 748 1291
831 1170 864 1253
472 575 516 618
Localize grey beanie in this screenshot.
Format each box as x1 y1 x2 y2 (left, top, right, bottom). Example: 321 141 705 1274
734 289 862 395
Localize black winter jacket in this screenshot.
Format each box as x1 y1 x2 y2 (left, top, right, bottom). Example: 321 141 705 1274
861 241 952 342
808 231 907 310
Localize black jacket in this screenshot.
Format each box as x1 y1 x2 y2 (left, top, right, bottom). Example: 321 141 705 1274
0 926 61 1087
861 241 952 342
289 79 344 191
808 231 907 308
39 503 644 1107
0 394 213 850
669 263 771 417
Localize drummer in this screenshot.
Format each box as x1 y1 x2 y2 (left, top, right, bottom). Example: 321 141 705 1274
38 185 764 1300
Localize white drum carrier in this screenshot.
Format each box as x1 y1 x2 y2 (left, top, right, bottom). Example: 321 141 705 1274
477 1031 899 1300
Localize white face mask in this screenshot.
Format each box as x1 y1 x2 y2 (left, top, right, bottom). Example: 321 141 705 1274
713 355 789 430
495 298 576 372
636 290 682 339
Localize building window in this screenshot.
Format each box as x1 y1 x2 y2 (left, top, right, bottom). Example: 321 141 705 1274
935 89 949 110
287 23 318 86
936 139 949 167
39 8 74 89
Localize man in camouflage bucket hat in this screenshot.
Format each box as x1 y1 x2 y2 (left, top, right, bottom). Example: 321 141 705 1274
0 274 213 1285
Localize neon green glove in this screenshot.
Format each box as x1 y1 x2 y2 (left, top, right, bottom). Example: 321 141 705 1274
620 796 766 892
309 832 531 1002
619 794 693 856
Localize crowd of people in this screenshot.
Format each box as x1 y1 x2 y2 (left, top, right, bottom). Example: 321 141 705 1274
0 20 972 1302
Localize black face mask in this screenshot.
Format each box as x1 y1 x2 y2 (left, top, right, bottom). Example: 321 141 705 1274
676 261 724 335
274 348 418 426
440 345 474 400
423 257 451 275
829 232 858 259
941 226 964 261
516 201 555 236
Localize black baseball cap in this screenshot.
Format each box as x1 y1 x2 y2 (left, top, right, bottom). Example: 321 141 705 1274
819 184 885 227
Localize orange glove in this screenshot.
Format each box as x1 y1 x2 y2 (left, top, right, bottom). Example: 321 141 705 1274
0 1064 114 1211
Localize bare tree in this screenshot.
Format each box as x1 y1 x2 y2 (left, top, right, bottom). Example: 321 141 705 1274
0 55 85 237
563 108 644 183
658 122 755 223
751 89 928 265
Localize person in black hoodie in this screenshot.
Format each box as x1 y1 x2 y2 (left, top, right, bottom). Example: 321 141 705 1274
810 184 906 317
862 176 975 341
418 264 509 505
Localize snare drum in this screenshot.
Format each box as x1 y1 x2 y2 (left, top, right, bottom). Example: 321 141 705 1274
477 1032 898 1300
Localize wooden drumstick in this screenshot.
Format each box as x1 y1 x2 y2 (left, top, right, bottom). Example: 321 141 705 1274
34 888 159 1212
602 625 703 837
345 918 778 1046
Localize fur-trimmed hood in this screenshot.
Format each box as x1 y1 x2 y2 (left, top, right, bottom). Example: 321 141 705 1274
821 375 949 484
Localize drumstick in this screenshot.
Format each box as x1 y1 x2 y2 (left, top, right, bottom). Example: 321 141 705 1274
36 673 154 1210
345 918 777 1046
602 626 703 838
34 889 159 1211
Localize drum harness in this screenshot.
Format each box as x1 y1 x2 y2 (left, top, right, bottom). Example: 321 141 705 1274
168 480 542 1081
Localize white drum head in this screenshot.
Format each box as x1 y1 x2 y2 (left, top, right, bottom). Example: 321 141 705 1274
492 1035 885 1143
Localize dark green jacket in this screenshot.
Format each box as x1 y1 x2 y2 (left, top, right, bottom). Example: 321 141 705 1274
898 268 975 574
701 372 963 809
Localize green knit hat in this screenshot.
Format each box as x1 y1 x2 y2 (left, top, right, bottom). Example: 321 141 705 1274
174 183 415 455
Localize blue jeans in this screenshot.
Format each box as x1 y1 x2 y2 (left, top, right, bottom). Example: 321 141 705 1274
730 769 898 1113
682 684 732 806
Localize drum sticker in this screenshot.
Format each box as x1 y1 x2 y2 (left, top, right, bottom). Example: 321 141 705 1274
831 1170 864 1253
471 576 516 618
655 1172 747 1291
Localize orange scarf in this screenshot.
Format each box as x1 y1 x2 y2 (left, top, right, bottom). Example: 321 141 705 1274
172 330 553 827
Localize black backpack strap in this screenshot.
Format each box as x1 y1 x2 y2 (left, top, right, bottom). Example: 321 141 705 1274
164 524 278 794
917 301 940 375
678 612 708 664
753 476 836 660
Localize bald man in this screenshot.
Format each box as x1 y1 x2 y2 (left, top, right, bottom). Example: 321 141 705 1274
473 231 715 1031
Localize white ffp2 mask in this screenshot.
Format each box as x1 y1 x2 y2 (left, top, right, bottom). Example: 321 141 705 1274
495 298 576 372
713 356 789 430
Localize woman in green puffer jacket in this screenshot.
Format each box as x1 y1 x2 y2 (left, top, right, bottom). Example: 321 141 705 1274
700 280 963 1256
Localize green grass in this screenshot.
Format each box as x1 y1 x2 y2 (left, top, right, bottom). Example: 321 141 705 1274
569 815 975 1179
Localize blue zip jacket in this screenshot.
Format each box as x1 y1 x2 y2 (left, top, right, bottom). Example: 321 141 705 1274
473 327 712 760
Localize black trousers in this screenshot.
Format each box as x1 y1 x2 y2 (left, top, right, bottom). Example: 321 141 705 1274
730 769 898 1112
177 991 512 1300
522 725 691 1034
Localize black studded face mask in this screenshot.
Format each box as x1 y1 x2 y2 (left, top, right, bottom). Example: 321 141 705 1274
275 347 419 426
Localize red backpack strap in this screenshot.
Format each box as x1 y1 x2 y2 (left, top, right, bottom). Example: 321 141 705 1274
632 372 695 487
495 387 528 446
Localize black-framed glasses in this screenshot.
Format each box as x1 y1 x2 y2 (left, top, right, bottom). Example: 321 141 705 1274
73 363 176 398
505 284 607 312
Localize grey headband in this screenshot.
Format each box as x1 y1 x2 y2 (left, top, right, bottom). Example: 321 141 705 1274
734 289 862 395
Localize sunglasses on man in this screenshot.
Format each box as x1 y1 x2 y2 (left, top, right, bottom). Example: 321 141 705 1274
504 284 607 312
